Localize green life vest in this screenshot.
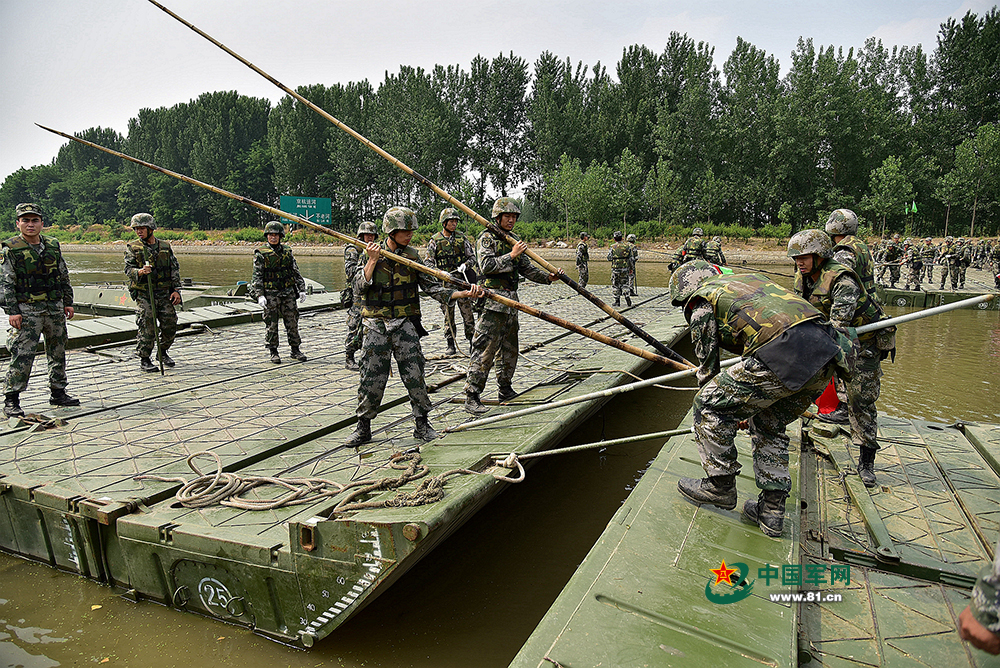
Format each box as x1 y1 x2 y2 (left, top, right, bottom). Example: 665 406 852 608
361 242 422 318
794 260 883 341
128 239 175 293
832 236 877 296
609 242 631 271
691 273 822 357
429 231 467 272
679 237 706 265
479 231 519 291
2 235 64 303
256 244 295 292
920 243 937 262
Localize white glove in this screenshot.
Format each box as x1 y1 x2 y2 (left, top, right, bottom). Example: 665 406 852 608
257 296 267 308
299 292 307 303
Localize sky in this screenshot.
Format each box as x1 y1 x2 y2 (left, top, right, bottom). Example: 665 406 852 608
1 0 995 187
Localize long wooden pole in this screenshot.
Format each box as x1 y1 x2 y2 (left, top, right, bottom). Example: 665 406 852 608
143 0 692 369
37 124 693 373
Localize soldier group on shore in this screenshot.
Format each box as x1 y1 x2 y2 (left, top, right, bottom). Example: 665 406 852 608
873 233 999 291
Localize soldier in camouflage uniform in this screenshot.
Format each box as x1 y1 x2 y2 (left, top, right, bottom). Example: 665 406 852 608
991 239 1000 289
344 221 378 371
704 235 727 266
960 536 1000 655
250 221 307 364
669 227 707 270
671 260 853 537
425 208 477 356
124 213 182 372
939 237 961 290
607 231 632 307
919 237 937 284
956 237 972 288
575 232 590 288
880 233 903 288
345 207 482 446
626 233 639 296
901 238 922 291
463 198 558 414
789 229 888 488
2 203 80 417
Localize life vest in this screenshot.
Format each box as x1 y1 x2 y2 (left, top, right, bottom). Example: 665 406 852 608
2 235 64 303
361 241 422 318
679 237 706 265
255 244 295 292
609 242 631 271
832 236 877 296
920 243 937 262
429 231 468 272
691 273 821 357
478 231 519 291
128 239 175 293
795 259 883 342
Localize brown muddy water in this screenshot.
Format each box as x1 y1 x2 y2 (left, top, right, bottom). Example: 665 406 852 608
2 249 998 667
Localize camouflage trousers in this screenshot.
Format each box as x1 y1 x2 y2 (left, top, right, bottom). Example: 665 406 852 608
262 292 301 349
577 264 589 289
345 303 362 356
4 303 69 394
959 264 968 287
940 264 960 290
903 265 921 289
920 264 934 283
888 265 901 286
356 317 431 420
628 269 637 294
611 270 630 298
440 296 475 347
464 309 519 396
135 293 178 359
846 345 882 451
693 356 834 492
876 264 888 284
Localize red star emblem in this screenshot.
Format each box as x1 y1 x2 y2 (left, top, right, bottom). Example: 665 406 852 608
710 560 738 586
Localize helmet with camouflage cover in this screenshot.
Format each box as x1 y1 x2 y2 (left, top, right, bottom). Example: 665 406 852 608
15 203 43 219
263 221 285 237
825 208 859 236
692 228 704 237
945 236 954 244
439 208 460 225
130 213 156 230
382 206 419 235
357 221 378 238
787 229 833 259
669 260 722 306
491 197 521 220
958 237 966 243
892 233 901 241
924 237 932 243
712 236 721 243
904 237 912 246
613 230 623 241
626 233 636 243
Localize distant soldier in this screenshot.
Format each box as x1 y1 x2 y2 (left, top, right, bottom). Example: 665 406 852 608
575 232 590 288
670 260 853 537
957 237 972 289
626 233 639 296
939 237 961 290
991 239 1000 289
669 227 707 270
919 237 937 284
789 229 888 488
344 221 378 371
881 233 903 288
250 221 307 364
345 206 482 446
704 235 727 266
463 198 558 414
2 203 80 417
901 238 922 291
124 213 181 372
607 230 632 307
425 208 477 356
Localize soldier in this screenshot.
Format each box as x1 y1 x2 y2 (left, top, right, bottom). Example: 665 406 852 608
463 197 559 414
991 238 1000 290
704 235 727 266
960 537 1000 655
957 237 972 289
124 213 182 372
788 229 888 488
882 233 903 288
575 232 590 288
344 221 377 371
939 237 961 290
345 207 482 446
2 203 80 417
874 237 889 285
669 227 707 270
607 231 632 307
919 237 937 284
425 208 477 356
901 238 922 291
250 221 307 364
626 233 639 296
671 261 853 537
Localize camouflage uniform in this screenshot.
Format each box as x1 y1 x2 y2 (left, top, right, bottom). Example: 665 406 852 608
626 236 639 295
991 241 1000 289
464 229 552 398
901 243 922 291
957 240 972 288
881 240 902 287
970 537 1000 636
919 240 937 283
124 237 181 361
607 240 632 304
670 235 707 269
2 233 74 395
704 237 727 265
939 240 961 290
575 238 589 288
250 241 306 352
344 244 363 360
425 227 477 351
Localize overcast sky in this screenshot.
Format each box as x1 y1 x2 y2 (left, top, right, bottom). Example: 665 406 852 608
1 0 994 187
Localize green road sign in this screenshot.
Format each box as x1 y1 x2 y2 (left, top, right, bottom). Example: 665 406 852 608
280 196 332 226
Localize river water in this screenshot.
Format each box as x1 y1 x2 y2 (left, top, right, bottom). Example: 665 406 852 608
1 249 998 667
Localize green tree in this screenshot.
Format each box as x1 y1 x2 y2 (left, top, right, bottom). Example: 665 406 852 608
860 155 914 234
611 147 644 230
945 122 1000 236
544 153 585 239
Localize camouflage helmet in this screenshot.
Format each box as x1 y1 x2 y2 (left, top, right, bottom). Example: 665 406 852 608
669 260 722 306
825 208 859 236
439 208 460 225
712 236 721 243
263 221 285 237
904 237 912 245
15 203 43 218
945 236 954 244
357 220 378 238
787 229 833 259
924 237 932 243
130 212 156 230
626 233 636 243
491 197 521 219
958 237 966 243
892 233 901 240
692 227 705 236
382 206 419 235
580 232 589 240
613 230 623 241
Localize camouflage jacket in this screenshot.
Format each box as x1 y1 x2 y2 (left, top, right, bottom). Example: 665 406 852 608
795 260 883 339
971 538 1000 633
425 230 476 274
250 243 305 297
576 241 589 267
354 239 455 320
476 229 551 315
0 235 74 315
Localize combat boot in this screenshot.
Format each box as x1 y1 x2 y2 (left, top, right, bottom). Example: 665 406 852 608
497 384 517 402
445 340 457 356
677 475 737 510
817 403 849 425
413 416 440 441
49 388 80 407
857 446 878 488
290 348 307 362
345 418 371 447
464 392 488 414
139 357 157 372
345 352 359 371
624 295 632 307
159 351 175 367
268 347 281 364
742 490 788 537
613 298 620 307
3 392 23 418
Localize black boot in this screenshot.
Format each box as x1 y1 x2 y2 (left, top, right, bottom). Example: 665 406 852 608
139 357 157 372
498 384 517 402
268 347 281 364
49 388 80 407
413 416 440 441
624 295 632 307
346 418 372 447
817 403 849 425
345 352 359 371
159 350 175 367
677 475 737 510
290 348 307 362
613 298 620 307
857 446 878 488
3 392 23 418
464 392 488 414
742 490 788 537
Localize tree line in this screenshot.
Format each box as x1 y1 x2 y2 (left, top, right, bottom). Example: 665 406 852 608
1 8 998 239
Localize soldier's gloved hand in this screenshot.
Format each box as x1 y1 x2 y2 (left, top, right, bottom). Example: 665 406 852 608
257 296 267 308
299 292 307 303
